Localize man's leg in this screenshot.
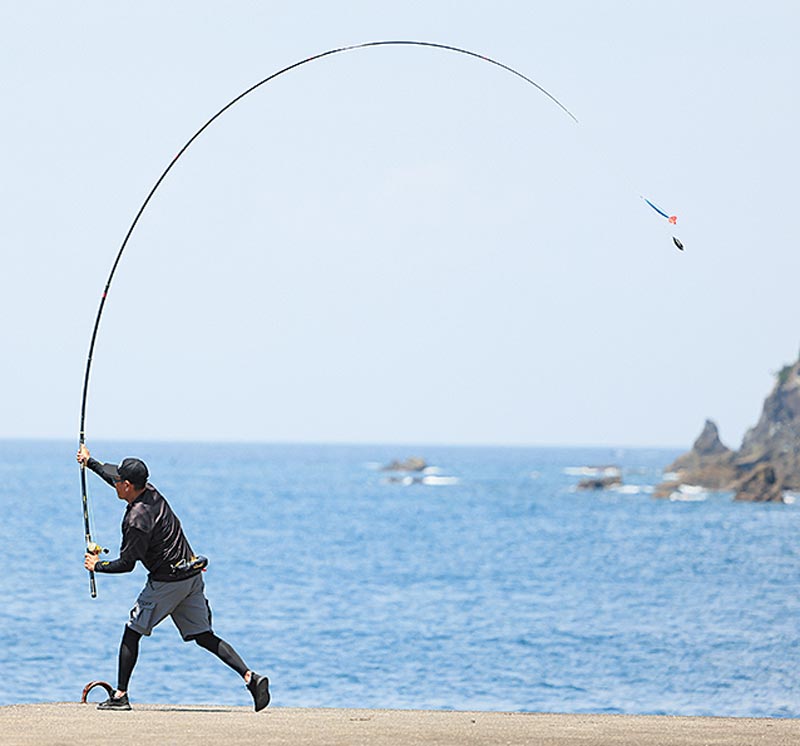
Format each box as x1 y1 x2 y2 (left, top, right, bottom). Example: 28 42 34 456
97 626 140 710
100 579 166 709
188 631 248 676
174 575 270 711
187 631 270 711
118 625 142 692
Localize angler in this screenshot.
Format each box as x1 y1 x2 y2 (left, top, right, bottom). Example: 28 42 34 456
75 40 579 708
77 445 270 712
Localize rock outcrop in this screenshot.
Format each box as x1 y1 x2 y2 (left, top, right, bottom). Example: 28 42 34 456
381 457 427 472
654 420 737 498
657 356 800 502
729 463 784 503
577 475 622 491
737 359 800 491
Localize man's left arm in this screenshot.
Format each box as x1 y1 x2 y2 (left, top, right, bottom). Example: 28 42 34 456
76 444 116 488
85 526 149 574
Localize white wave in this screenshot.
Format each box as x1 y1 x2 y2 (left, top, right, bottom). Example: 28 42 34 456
613 485 654 495
382 475 417 486
563 466 621 478
382 474 459 487
421 476 459 486
669 484 708 502
669 493 707 502
783 492 799 505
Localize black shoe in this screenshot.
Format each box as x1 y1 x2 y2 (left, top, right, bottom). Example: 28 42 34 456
247 673 270 712
97 692 131 710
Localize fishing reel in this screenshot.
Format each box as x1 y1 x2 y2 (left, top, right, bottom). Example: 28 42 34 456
87 541 109 556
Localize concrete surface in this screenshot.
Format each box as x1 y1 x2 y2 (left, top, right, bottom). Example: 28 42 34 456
1 704 798 746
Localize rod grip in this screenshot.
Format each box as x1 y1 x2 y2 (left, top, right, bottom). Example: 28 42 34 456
80 460 98 599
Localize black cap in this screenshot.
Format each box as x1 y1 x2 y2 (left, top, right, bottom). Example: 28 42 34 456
100 458 149 487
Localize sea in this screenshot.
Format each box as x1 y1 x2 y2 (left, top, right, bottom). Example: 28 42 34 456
1 440 799 717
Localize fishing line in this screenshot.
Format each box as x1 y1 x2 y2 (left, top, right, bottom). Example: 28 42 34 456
77 39 578 597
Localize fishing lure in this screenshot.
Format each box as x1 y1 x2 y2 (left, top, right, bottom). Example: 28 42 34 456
642 196 684 250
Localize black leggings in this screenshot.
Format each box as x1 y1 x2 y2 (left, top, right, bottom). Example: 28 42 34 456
118 626 141 692
188 630 249 677
117 626 249 692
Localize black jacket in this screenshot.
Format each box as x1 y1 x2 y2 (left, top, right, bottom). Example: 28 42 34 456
87 458 199 582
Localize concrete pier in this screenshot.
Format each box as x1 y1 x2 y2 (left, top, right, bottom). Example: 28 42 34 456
1 703 798 746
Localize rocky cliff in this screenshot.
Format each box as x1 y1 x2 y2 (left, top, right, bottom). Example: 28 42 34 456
657 357 800 502
655 419 737 497
737 359 800 490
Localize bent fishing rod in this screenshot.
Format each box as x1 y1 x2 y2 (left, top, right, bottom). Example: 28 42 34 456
77 39 578 597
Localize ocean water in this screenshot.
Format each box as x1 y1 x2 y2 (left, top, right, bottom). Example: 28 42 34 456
1 440 799 717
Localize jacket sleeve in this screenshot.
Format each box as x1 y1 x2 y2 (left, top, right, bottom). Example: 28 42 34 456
94 526 149 574
86 457 116 488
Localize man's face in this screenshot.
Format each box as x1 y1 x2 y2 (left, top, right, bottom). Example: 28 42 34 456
114 478 134 501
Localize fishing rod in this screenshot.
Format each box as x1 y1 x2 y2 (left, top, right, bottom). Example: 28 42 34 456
77 39 578 597
79 464 96 597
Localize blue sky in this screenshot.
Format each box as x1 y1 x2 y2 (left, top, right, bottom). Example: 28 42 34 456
2 2 798 447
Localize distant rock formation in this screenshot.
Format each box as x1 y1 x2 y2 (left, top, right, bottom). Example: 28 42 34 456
381 457 427 472
737 359 800 491
654 420 737 498
564 465 623 491
729 463 784 503
657 356 800 502
577 475 622 491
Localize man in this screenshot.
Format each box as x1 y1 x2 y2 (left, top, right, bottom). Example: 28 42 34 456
77 445 270 712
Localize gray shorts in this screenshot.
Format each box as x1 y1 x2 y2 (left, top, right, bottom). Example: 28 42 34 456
127 573 213 640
